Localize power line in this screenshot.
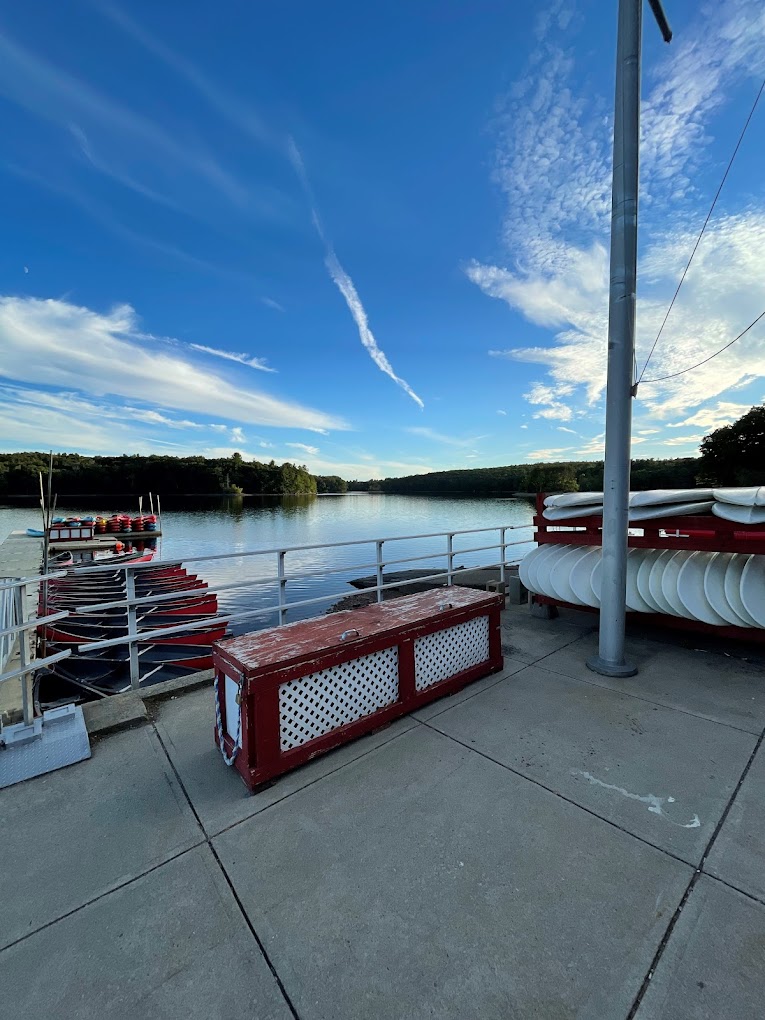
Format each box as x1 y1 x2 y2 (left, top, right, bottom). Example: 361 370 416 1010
636 74 765 384
640 309 765 384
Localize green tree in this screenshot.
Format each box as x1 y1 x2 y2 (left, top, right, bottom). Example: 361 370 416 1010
700 404 765 485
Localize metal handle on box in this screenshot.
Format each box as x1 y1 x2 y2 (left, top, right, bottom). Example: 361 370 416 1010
437 602 454 611
340 628 360 641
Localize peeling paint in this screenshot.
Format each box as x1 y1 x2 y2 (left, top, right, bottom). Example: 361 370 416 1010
573 770 701 828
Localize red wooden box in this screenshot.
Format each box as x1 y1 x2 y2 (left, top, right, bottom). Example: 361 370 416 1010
213 588 504 791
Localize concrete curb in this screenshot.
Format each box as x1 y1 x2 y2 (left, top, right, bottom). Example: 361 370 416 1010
82 671 214 736
83 694 148 736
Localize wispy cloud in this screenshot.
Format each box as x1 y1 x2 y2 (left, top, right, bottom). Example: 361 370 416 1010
497 409 507 416
524 382 575 421
189 343 276 372
286 442 320 456
666 401 753 431
406 426 488 447
557 426 578 435
4 162 252 281
94 0 275 146
527 447 572 461
663 435 703 447
260 297 285 313
0 26 250 210
577 435 605 457
324 253 425 409
470 0 765 422
288 138 424 409
0 384 249 455
0 296 346 434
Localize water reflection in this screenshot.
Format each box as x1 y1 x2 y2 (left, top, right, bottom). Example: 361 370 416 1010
0 494 535 631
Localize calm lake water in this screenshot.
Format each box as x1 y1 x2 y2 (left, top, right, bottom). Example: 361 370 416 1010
0 494 535 629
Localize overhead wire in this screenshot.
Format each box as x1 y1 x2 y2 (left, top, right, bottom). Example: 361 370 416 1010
635 74 765 386
640 309 765 384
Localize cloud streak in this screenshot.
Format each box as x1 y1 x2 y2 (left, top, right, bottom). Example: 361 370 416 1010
288 138 424 409
324 253 425 409
189 343 276 372
0 26 249 209
406 427 488 447
94 0 275 147
0 296 346 434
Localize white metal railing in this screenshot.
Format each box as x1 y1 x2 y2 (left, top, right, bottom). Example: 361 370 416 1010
0 584 18 673
0 572 73 727
0 522 535 698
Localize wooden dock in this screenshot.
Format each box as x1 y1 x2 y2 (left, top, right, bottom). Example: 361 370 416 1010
49 531 161 552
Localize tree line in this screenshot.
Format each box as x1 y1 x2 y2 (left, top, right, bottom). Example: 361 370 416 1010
0 452 346 497
347 404 765 495
347 457 701 496
2 404 761 498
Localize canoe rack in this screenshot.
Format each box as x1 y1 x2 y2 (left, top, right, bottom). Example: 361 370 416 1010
532 493 765 643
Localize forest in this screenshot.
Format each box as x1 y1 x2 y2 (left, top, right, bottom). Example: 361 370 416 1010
348 404 765 495
0 452 342 497
1 405 761 498
348 457 702 496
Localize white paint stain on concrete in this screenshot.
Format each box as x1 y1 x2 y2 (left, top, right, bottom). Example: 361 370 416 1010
573 770 701 828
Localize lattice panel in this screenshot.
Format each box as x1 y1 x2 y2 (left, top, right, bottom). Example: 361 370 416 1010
414 616 490 692
279 646 399 751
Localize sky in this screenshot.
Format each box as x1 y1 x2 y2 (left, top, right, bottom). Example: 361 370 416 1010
1 0 764 480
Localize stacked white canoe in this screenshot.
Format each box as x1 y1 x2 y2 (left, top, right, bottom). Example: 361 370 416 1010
712 487 765 523
541 486 765 523
519 545 765 628
522 487 765 628
542 488 714 521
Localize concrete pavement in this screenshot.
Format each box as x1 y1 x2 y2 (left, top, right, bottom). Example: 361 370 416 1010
2 601 764 1018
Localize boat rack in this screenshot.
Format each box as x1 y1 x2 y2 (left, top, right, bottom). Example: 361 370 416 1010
532 493 765 643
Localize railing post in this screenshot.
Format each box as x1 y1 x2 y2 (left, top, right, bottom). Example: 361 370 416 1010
125 568 140 689
375 541 384 603
499 528 507 585
14 582 32 725
277 551 287 625
446 533 454 586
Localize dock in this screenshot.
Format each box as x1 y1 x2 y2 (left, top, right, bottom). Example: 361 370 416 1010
2 600 764 1017
48 531 161 552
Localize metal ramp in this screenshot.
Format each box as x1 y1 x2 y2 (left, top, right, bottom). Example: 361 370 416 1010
0 703 91 789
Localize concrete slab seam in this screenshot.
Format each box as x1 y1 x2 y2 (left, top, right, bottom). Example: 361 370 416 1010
152 724 303 1020
534 660 764 737
420 719 696 870
413 667 527 722
207 719 425 841
624 724 765 1019
699 870 765 911
0 841 203 956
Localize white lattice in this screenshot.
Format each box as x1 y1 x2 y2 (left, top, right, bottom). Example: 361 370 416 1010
414 616 490 691
278 646 399 751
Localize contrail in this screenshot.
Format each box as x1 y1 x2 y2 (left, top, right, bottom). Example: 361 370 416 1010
288 137 424 409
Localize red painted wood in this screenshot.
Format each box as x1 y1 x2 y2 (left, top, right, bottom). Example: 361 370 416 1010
213 589 504 791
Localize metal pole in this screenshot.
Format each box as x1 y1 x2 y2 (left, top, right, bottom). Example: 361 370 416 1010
277 551 287 624
375 541 384 603
587 0 642 678
15 583 32 726
126 569 140 689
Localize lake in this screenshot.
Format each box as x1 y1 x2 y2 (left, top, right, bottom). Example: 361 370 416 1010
0 494 536 628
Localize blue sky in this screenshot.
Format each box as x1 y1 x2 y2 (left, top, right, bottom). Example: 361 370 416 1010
1 0 764 479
